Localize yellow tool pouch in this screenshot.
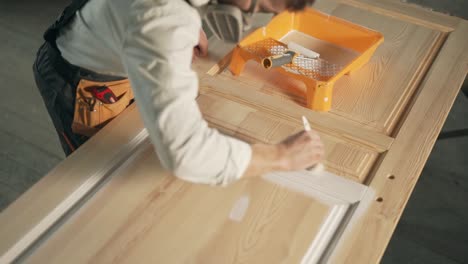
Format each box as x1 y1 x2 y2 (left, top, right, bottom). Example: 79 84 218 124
71 78 134 137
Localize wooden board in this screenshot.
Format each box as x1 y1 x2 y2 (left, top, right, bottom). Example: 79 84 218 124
21 142 373 264
197 91 380 182
210 4 447 135
0 0 466 263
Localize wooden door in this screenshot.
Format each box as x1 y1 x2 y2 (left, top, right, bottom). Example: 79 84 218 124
195 0 467 262
18 141 373 264
0 0 466 263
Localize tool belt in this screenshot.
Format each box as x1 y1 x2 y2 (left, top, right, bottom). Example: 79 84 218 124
43 0 134 137
72 78 134 137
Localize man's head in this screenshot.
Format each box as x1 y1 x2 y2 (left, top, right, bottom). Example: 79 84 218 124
203 0 315 43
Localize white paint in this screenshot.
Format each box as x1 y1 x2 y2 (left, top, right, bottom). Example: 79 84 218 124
288 42 321 59
326 188 376 264
229 195 250 222
280 30 360 67
262 170 366 206
302 115 312 131
301 204 349 264
0 130 148 264
262 170 374 263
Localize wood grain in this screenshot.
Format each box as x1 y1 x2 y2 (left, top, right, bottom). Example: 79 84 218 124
329 4 447 135
0 104 146 262
1 0 466 263
332 20 468 264
211 3 446 134
25 144 331 264
197 92 379 182
198 79 394 153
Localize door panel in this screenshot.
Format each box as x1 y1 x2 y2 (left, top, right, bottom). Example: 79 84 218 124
1 1 465 264
198 93 379 182
207 3 445 135
329 4 446 134
25 143 372 264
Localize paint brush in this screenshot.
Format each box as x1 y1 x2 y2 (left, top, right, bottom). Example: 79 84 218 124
302 115 312 132
302 115 325 173
262 42 320 70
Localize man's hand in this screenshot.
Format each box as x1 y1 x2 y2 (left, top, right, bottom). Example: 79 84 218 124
277 130 324 170
243 129 324 178
193 29 208 61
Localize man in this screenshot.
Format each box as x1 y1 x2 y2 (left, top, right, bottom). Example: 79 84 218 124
33 0 323 186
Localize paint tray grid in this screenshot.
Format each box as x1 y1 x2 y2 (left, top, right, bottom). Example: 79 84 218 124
243 38 343 81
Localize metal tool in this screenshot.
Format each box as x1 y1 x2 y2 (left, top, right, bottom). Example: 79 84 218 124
262 42 323 70
87 86 117 104
83 96 96 111
77 89 96 112
245 39 343 81
261 50 296 69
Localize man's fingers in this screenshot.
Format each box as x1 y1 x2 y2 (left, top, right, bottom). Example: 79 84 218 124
194 47 200 57
304 130 321 140
197 29 208 57
298 131 321 145
277 128 325 171
192 29 208 61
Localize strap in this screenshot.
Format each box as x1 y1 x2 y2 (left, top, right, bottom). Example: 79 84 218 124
248 0 258 13
44 0 89 48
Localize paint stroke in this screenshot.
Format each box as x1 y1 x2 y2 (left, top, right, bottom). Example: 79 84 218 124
229 195 250 222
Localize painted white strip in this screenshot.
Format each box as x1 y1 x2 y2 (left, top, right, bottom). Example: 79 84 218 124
301 204 349 264
263 169 374 263
0 130 148 264
263 170 366 204
326 187 376 263
229 195 250 222
263 173 344 205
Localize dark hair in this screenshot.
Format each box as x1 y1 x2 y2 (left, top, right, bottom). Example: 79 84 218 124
286 0 315 11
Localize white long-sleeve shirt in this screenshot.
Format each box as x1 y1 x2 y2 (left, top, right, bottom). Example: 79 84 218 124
56 0 252 185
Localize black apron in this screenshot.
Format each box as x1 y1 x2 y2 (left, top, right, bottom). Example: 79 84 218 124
34 0 129 155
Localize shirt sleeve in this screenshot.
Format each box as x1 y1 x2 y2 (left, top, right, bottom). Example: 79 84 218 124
120 1 252 186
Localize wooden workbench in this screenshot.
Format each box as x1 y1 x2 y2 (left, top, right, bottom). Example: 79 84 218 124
1 0 466 263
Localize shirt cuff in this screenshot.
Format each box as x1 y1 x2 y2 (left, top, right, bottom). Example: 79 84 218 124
220 138 252 186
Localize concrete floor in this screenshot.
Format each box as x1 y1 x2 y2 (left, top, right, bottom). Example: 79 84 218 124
0 0 466 263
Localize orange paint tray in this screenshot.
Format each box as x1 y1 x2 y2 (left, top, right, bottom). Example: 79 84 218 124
229 8 384 111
